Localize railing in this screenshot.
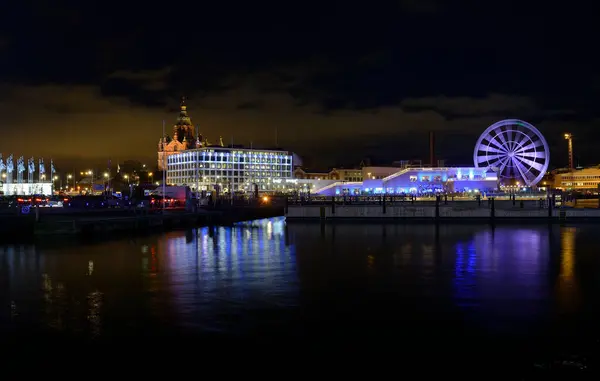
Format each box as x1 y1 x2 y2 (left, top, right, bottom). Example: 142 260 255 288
311 181 362 194
284 194 561 208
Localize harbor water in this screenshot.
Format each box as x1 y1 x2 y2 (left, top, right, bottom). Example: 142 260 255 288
1 218 600 371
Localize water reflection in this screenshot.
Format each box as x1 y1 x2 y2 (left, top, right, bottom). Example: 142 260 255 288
453 228 551 333
0 221 599 344
162 218 298 333
557 227 579 314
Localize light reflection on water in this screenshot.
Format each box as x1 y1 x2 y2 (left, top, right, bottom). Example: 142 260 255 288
1 219 600 345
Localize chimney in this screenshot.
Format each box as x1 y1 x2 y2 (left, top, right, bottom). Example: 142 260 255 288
429 131 435 167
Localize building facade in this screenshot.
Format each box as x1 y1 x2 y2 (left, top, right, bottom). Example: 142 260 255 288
166 147 294 193
158 98 225 171
294 167 363 182
158 99 294 192
0 183 53 196
0 154 55 195
313 166 498 196
553 167 600 191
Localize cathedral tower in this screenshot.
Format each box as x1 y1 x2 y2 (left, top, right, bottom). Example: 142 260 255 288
173 96 195 145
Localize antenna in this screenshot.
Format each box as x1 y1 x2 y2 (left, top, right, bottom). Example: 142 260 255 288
275 127 279 147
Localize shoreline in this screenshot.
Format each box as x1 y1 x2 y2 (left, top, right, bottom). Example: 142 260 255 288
285 216 600 224
0 206 284 243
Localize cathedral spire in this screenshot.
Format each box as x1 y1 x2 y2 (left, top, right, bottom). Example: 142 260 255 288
173 95 194 145
176 96 192 126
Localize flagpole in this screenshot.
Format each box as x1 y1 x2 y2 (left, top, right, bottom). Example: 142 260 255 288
162 120 166 212
195 125 199 197
51 159 54 195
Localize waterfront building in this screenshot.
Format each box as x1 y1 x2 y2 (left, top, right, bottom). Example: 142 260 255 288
313 166 498 196
294 167 363 182
165 147 294 193
0 154 54 195
553 166 600 191
159 99 295 192
0 182 53 196
361 166 401 180
158 98 216 171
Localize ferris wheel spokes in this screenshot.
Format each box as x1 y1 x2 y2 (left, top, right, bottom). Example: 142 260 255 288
516 150 546 159
515 139 544 153
473 119 550 187
512 157 535 184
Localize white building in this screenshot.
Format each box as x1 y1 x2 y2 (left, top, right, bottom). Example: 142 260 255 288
165 146 294 193
0 182 53 196
313 166 498 196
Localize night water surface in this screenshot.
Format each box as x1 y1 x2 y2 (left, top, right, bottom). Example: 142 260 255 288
2 219 600 369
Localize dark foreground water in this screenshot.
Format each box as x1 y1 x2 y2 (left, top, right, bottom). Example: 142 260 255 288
2 218 600 374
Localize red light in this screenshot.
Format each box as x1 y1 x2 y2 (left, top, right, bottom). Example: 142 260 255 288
17 198 23 202
63 198 69 202
35 198 42 202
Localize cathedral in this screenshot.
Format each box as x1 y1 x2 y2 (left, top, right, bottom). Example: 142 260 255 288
157 98 224 170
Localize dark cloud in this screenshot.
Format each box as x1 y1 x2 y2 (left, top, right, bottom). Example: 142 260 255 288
236 101 264 110
0 2 599 169
399 0 442 13
401 94 537 118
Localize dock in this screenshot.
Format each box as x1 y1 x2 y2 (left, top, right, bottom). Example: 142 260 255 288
284 197 600 223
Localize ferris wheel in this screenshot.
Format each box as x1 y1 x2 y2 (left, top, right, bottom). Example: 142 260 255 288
473 119 550 187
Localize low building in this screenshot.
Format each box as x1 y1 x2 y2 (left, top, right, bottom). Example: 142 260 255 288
313 166 498 196
553 167 600 191
362 166 401 180
165 146 294 193
0 182 53 196
294 167 363 182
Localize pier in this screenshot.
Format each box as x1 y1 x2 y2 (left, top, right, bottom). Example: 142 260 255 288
0 204 284 241
284 196 600 223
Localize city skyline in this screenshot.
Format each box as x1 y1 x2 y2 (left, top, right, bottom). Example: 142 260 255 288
1 2 598 169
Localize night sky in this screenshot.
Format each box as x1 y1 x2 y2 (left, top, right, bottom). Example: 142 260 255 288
0 1 598 170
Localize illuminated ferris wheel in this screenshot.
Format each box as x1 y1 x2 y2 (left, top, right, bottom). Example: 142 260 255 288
473 119 550 187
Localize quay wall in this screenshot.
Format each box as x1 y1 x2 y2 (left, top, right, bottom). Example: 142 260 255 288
0 205 284 241
285 204 600 222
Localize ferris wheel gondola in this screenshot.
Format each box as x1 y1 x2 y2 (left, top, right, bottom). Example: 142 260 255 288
473 119 550 187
